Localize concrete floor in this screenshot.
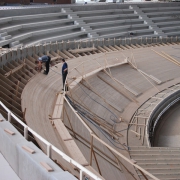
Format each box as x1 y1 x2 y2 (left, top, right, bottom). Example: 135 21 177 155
154 102 180 147
0 152 20 180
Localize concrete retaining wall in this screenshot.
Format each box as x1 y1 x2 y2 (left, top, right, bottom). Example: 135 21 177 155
0 114 77 180
0 36 180 68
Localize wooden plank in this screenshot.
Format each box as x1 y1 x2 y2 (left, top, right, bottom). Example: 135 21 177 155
120 45 128 50
69 77 82 90
5 63 25 77
4 128 15 135
52 94 64 119
27 56 36 63
64 140 88 165
54 120 72 140
114 45 123 50
62 50 76 58
108 45 118 51
57 50 69 59
103 46 112 52
40 162 54 172
97 46 106 53
152 49 180 67
22 146 35 154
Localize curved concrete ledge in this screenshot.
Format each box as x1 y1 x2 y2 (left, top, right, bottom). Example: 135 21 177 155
100 29 155 39
0 12 67 24
1 19 74 33
147 86 180 146
73 8 134 15
82 14 139 22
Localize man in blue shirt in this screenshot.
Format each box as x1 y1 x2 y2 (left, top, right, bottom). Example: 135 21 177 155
62 58 68 90
38 55 51 75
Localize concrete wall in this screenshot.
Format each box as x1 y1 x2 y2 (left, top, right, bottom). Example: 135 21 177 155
1 36 180 68
0 114 77 180
2 0 72 4
0 7 62 17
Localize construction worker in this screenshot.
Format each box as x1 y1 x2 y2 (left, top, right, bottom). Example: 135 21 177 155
38 55 51 75
62 58 68 90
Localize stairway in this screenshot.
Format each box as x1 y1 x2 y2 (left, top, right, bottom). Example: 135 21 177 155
129 146 180 180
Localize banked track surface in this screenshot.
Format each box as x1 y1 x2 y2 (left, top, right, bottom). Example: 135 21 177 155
19 43 180 180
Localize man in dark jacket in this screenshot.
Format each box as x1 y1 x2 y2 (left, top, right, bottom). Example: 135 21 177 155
61 58 68 90
38 55 51 75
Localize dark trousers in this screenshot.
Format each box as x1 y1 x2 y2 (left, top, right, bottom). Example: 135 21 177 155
45 58 50 74
62 72 68 90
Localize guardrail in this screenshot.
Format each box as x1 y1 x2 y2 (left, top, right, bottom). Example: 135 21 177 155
0 101 102 180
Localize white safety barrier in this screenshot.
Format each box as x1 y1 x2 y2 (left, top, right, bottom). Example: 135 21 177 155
0 101 102 180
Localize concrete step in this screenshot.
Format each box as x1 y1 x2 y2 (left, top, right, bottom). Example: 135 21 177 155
88 19 144 27
161 26 180 32
144 167 180 174
12 43 23 48
82 14 139 21
1 35 12 40
141 7 180 13
100 29 154 39
138 172 180 179
129 146 180 150
95 24 149 33
130 149 180 155
1 25 22 33
0 17 12 24
131 154 180 159
0 32 8 37
10 41 20 47
12 12 67 21
74 9 134 16
139 163 180 169
28 31 88 45
136 158 180 164
70 14 79 18
158 21 180 28
62 8 73 12
146 10 180 16
0 19 73 34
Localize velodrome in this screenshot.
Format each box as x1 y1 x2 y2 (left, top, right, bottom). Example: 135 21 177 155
1 2 180 180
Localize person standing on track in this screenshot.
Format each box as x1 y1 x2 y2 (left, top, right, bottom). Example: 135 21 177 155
61 58 68 91
38 55 51 75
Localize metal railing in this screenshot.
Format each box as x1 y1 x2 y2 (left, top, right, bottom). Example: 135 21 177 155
0 101 102 180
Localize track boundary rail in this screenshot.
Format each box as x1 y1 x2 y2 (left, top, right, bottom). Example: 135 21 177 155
0 101 102 180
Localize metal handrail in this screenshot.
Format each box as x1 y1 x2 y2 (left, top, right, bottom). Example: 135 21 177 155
0 101 102 180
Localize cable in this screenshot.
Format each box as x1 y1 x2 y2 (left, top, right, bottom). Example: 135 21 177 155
66 94 129 150
78 82 120 123
66 94 115 125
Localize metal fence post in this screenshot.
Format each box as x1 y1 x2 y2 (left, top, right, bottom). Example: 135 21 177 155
47 143 51 158
24 126 28 140
8 111 11 122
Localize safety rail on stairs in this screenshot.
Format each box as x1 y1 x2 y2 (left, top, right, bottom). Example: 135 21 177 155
0 101 102 180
